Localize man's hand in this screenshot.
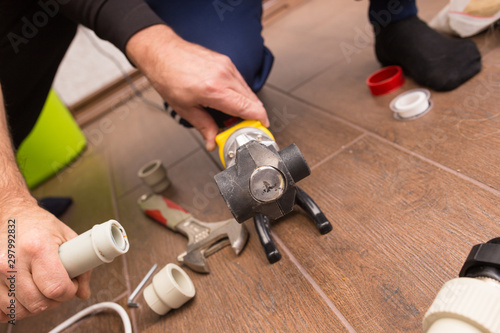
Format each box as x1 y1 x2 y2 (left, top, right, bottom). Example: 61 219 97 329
126 25 270 151
0 84 90 322
0 197 91 322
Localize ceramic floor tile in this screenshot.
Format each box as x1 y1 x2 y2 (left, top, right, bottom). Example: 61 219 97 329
272 135 500 332
263 0 365 92
11 148 129 332
259 86 363 167
263 0 449 92
8 0 500 331
292 34 500 189
116 150 352 332
83 87 200 198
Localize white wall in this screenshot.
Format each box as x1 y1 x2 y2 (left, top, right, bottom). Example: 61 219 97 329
53 25 134 107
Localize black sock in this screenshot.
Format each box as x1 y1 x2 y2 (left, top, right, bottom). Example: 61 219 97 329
374 16 482 91
38 197 73 217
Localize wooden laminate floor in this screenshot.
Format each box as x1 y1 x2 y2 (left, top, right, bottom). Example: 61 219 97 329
3 0 500 332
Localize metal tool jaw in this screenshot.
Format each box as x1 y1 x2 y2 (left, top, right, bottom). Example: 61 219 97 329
214 120 333 264
215 140 310 223
176 217 249 273
138 193 249 273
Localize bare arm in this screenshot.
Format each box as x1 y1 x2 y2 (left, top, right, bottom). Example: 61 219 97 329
62 1 268 151
0 86 90 323
126 25 269 151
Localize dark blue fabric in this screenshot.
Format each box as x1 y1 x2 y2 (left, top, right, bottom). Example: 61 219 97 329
369 0 417 26
145 0 274 92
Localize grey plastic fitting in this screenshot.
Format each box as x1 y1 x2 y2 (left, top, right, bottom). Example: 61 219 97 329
138 160 170 193
143 263 196 315
59 220 130 279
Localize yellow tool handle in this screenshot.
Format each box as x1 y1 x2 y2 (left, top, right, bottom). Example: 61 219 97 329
215 120 275 168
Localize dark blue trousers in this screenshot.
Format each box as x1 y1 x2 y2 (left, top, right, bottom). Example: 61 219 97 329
145 0 274 93
369 0 417 26
145 0 417 94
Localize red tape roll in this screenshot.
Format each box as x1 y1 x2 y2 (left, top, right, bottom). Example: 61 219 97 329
366 65 404 96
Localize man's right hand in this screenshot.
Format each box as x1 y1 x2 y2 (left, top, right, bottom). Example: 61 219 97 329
126 24 270 151
0 197 91 322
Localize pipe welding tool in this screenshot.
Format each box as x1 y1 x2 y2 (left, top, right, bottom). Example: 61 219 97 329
213 117 332 264
423 238 500 333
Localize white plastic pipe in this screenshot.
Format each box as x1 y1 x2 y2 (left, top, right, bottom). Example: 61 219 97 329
423 278 500 333
59 220 130 279
143 263 196 315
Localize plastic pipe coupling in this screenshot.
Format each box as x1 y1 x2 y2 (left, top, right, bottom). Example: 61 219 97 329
144 263 196 315
423 238 500 333
59 220 130 279
214 141 310 223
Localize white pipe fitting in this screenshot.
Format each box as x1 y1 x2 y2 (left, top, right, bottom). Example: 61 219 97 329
138 160 170 193
59 220 130 279
390 88 432 120
143 263 196 315
423 277 500 333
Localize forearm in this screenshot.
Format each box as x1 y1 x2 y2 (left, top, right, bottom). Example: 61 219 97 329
0 86 34 204
126 24 177 78
60 0 164 53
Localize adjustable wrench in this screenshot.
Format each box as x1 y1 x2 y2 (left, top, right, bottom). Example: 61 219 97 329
138 193 249 273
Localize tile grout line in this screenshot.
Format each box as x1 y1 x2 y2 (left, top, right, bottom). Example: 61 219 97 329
121 256 139 333
272 233 358 333
311 133 368 171
115 146 202 200
265 85 370 135
104 151 139 333
267 61 339 95
367 132 500 197
112 291 129 303
289 62 343 94
265 86 500 197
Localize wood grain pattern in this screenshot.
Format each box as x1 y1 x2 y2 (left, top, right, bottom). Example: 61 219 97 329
293 40 500 190
259 86 364 167
117 150 350 332
94 87 200 198
272 136 500 332
262 0 448 92
11 148 129 332
6 0 500 332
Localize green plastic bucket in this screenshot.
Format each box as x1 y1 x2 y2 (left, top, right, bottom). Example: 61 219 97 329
16 89 87 189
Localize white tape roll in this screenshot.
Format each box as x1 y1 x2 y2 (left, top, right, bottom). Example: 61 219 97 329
390 89 432 120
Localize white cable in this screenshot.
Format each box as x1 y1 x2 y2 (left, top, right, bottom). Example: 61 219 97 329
81 28 165 112
48 302 132 333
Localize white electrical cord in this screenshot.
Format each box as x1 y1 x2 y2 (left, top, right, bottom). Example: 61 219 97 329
48 302 132 333
81 28 165 112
